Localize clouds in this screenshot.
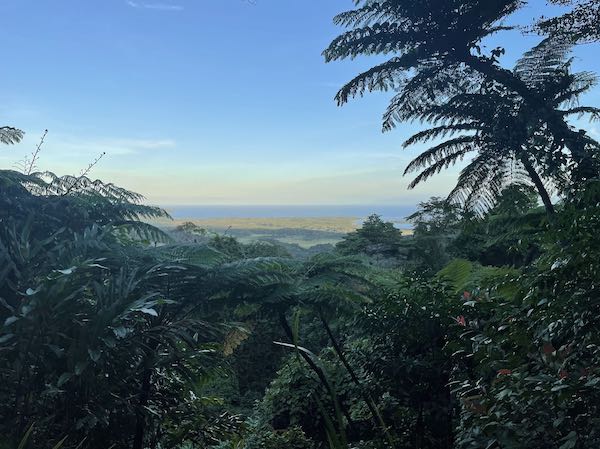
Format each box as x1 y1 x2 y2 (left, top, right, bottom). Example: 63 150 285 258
19 135 178 161
58 137 176 156
126 1 183 11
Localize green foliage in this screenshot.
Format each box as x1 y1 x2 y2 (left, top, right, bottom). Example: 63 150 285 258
406 197 463 272
452 185 548 267
0 164 396 447
244 424 315 449
0 169 301 448
246 179 600 448
174 225 292 260
252 275 459 449
208 234 291 260
176 221 208 235
355 277 458 449
336 214 408 266
2 2 600 448
445 185 600 448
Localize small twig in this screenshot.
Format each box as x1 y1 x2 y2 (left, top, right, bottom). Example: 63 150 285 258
62 151 106 196
80 151 106 179
17 129 47 175
27 129 47 174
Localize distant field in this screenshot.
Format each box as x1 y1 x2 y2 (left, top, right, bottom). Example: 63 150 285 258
237 233 343 248
152 216 412 249
155 216 361 234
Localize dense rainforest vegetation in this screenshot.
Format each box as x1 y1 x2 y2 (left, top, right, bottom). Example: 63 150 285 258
1 0 600 448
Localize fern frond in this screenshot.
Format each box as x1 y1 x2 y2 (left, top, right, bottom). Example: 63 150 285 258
536 0 600 43
382 64 480 129
421 93 510 125
449 153 531 214
560 106 600 120
333 57 411 105
553 71 597 106
514 37 573 88
111 221 171 244
324 23 417 61
407 150 473 189
404 136 478 175
403 124 481 147
0 127 24 145
333 2 405 28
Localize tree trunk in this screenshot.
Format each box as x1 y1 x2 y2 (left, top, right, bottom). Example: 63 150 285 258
521 158 555 216
278 313 355 432
317 310 396 447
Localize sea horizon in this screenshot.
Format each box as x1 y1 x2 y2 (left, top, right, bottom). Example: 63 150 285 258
162 204 418 222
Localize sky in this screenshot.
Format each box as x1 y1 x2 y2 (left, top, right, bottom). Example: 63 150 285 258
1 0 599 206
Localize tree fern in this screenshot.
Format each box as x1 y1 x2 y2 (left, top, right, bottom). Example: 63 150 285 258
0 126 24 145
398 38 600 214
326 1 600 200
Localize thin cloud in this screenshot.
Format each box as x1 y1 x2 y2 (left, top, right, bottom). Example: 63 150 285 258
47 136 177 156
126 1 183 11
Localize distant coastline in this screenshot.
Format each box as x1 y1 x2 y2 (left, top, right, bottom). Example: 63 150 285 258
151 205 415 248
162 204 415 227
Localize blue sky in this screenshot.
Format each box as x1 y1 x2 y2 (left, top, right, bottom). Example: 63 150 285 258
1 0 599 206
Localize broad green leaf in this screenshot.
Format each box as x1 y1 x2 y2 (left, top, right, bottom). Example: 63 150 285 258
88 349 101 362
0 333 14 344
57 373 72 387
3 316 19 326
75 361 88 376
137 308 158 317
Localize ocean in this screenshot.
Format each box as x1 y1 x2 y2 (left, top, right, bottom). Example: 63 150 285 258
163 205 417 223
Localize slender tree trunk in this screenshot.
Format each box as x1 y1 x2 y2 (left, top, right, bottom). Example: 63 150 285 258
278 312 355 431
521 158 555 216
317 309 396 448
